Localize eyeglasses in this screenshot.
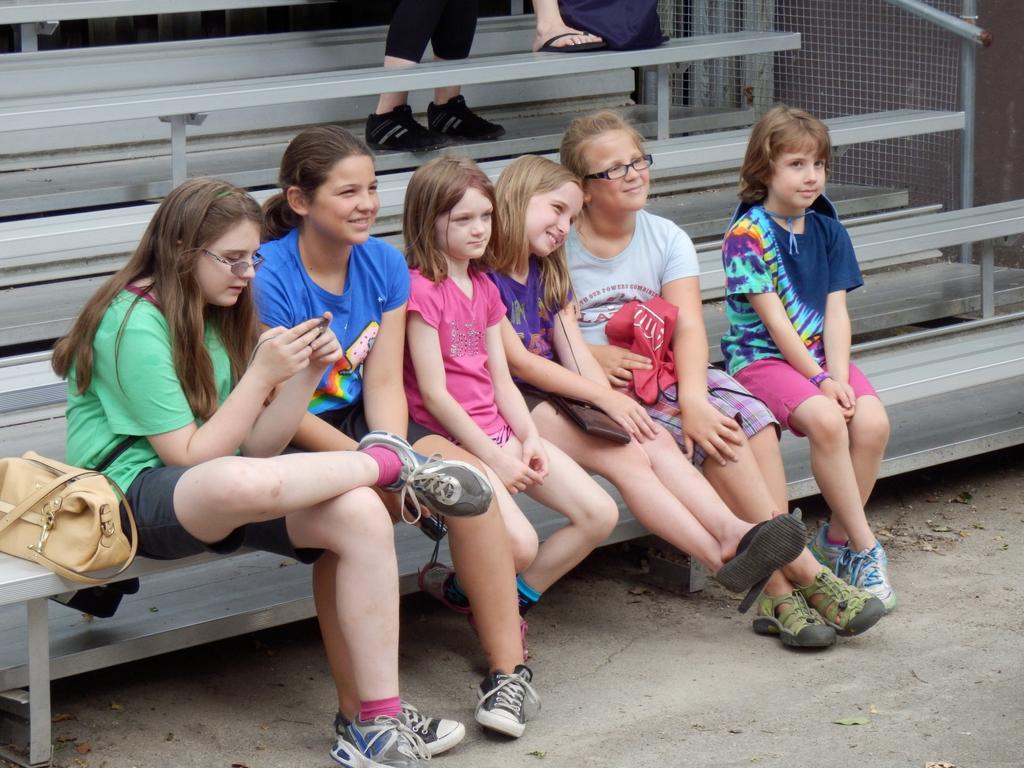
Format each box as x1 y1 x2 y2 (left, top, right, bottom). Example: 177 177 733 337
584 154 654 181
202 248 264 277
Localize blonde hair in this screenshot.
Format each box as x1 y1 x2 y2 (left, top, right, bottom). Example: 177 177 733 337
53 179 262 420
559 109 646 182
492 155 579 312
263 124 374 241
403 156 497 283
739 104 832 204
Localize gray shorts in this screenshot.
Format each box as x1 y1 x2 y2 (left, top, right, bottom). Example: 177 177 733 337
320 401 437 445
125 465 322 564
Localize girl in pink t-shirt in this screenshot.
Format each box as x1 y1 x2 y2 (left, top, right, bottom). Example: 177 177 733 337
403 157 618 672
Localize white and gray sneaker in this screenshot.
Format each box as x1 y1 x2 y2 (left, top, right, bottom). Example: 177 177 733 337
340 713 428 768
475 665 540 738
358 431 492 521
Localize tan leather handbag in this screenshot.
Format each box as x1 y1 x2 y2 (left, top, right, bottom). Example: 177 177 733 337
0 451 137 584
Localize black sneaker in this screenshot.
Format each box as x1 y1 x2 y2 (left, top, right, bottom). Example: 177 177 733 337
366 105 450 152
475 664 540 738
427 95 506 141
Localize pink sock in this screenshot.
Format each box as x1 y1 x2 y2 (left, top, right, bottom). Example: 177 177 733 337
359 696 402 722
360 446 403 488
825 530 848 547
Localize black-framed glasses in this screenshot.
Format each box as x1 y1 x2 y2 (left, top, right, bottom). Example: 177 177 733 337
584 154 654 180
202 248 264 277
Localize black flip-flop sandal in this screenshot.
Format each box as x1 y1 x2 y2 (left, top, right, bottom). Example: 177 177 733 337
537 33 607 53
716 511 807 609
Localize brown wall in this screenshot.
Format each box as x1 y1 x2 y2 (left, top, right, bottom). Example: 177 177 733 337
975 0 1024 204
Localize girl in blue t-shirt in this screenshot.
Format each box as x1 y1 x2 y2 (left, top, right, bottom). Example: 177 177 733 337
489 156 881 649
722 105 895 612
54 178 455 768
256 126 537 746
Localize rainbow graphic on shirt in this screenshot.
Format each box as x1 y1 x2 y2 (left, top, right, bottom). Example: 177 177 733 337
720 205 825 376
309 321 380 414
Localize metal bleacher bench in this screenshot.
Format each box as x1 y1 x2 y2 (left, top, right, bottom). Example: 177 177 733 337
0 0 334 50
0 108 964 290
3 306 1022 766
0 30 801 189
0 14 757 216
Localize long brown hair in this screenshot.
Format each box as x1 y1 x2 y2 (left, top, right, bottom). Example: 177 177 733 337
52 179 263 420
491 155 579 312
739 104 832 204
262 124 375 241
403 156 497 283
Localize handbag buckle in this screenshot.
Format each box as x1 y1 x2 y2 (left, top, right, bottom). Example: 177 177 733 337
30 510 56 554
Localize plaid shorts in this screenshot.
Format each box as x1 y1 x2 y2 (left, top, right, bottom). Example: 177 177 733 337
645 367 780 468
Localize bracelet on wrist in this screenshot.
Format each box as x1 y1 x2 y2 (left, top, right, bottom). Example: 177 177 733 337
809 371 831 388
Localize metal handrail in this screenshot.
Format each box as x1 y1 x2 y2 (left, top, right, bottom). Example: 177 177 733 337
882 0 992 46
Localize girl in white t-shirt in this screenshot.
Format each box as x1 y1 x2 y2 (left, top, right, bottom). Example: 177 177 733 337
560 111 886 646
402 157 617 731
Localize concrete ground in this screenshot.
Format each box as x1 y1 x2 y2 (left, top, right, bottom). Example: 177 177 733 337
8 446 1024 768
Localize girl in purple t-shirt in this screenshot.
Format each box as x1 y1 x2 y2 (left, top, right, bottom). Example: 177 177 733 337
402 157 619 671
487 156 833 633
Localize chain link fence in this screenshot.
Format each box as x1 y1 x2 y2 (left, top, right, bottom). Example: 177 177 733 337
658 0 962 210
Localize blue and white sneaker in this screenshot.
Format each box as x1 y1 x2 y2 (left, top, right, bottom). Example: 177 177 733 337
338 713 428 768
333 704 463 762
834 541 897 613
809 523 846 571
358 431 492 522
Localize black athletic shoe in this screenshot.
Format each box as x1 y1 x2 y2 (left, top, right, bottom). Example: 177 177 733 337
427 95 506 141
475 664 540 738
366 105 450 152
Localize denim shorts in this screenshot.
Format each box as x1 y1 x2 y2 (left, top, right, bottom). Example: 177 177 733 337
320 401 437 445
125 465 322 563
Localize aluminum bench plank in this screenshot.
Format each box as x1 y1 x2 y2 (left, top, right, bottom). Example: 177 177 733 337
695 199 1024 296
0 110 965 286
702 262 1024 363
0 32 801 132
0 17 534 97
0 183 911 347
0 481 645 689
0 105 751 218
0 0 332 25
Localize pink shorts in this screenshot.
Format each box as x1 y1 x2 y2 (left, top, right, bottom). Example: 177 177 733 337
733 359 878 437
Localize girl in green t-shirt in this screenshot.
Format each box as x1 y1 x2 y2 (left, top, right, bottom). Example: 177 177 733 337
54 178 486 768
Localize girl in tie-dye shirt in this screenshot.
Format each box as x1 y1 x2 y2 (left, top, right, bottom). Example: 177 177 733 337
721 105 896 613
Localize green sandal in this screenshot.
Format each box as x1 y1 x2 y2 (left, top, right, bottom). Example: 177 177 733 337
797 568 886 637
752 591 836 648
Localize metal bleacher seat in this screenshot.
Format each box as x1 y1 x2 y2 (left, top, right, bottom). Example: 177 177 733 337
0 30 801 189
0 0 334 50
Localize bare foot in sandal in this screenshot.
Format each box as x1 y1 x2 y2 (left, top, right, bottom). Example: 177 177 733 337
533 25 604 52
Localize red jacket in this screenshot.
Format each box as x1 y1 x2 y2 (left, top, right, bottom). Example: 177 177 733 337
604 296 678 404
